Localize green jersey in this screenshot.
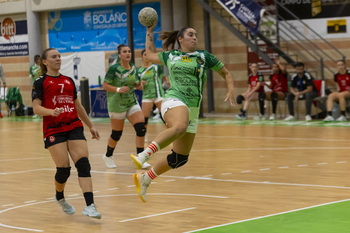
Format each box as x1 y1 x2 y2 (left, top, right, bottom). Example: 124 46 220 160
158 50 224 108
104 63 140 113
29 64 41 83
137 64 165 100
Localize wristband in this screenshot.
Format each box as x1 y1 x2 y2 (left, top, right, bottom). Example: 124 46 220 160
116 87 121 93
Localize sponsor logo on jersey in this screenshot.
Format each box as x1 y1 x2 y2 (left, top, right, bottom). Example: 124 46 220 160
49 136 55 142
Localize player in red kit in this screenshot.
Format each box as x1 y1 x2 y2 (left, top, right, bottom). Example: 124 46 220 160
236 63 265 120
265 59 288 120
32 48 101 219
324 60 350 122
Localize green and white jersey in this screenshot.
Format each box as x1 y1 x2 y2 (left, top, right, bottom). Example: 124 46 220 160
137 64 165 100
158 50 224 108
29 64 41 83
104 63 139 113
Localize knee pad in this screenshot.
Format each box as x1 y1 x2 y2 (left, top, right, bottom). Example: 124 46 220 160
167 150 189 169
133 122 146 137
259 92 266 101
237 95 245 104
55 167 71 184
144 117 149 125
111 130 123 141
75 157 91 177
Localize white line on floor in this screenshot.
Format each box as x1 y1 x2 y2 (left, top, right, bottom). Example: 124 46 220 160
1 204 13 207
317 163 328 165
67 194 79 197
297 164 308 167
259 168 270 171
279 166 289 169
221 173 232 175
107 188 119 190
23 201 36 204
119 207 197 222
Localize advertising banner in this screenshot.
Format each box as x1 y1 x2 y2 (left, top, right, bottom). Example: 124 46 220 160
48 2 162 52
0 14 29 57
216 0 265 34
278 0 350 20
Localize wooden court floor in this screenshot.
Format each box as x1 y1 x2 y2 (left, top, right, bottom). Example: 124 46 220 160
1 118 350 233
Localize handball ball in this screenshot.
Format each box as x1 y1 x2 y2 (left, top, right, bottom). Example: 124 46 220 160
138 7 158 27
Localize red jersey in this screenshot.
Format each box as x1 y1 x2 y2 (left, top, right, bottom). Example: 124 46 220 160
334 71 350 92
32 74 83 138
248 73 264 93
270 72 288 92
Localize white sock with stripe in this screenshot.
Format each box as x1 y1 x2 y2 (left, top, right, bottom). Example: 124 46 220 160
144 168 158 185
138 141 160 163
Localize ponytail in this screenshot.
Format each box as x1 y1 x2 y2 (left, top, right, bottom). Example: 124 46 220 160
159 27 190 51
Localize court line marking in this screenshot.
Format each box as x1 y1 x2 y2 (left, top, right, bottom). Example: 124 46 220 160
197 134 350 142
191 147 350 152
0 168 50 175
183 198 350 233
1 204 14 207
1 145 350 162
0 193 226 232
23 200 36 204
336 161 347 163
119 207 196 222
1 168 349 191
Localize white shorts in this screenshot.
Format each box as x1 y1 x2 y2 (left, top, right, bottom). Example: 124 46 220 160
142 97 164 104
161 98 200 134
109 104 142 120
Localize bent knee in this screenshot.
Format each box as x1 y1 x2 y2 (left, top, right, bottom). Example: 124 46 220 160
172 124 188 135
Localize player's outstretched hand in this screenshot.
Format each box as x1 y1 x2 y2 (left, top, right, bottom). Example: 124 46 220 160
90 126 100 140
225 89 237 107
147 20 157 32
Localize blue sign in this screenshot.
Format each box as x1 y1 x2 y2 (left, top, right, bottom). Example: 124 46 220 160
48 2 162 52
90 89 109 117
216 0 264 35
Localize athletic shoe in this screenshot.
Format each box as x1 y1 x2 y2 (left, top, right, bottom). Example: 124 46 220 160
55 197 76 215
102 154 116 168
131 154 143 169
82 203 101 219
253 114 266 120
133 173 149 203
284 115 295 121
235 113 246 120
32 114 40 119
323 115 334 122
269 113 276 120
142 162 151 169
336 115 346 122
305 115 312 122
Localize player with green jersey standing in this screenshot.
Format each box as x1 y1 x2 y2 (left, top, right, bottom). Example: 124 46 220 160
137 49 169 141
29 55 41 85
131 21 237 202
102 44 150 169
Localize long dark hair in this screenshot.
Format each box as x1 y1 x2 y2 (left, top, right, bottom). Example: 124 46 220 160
159 27 190 50
40 48 56 75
